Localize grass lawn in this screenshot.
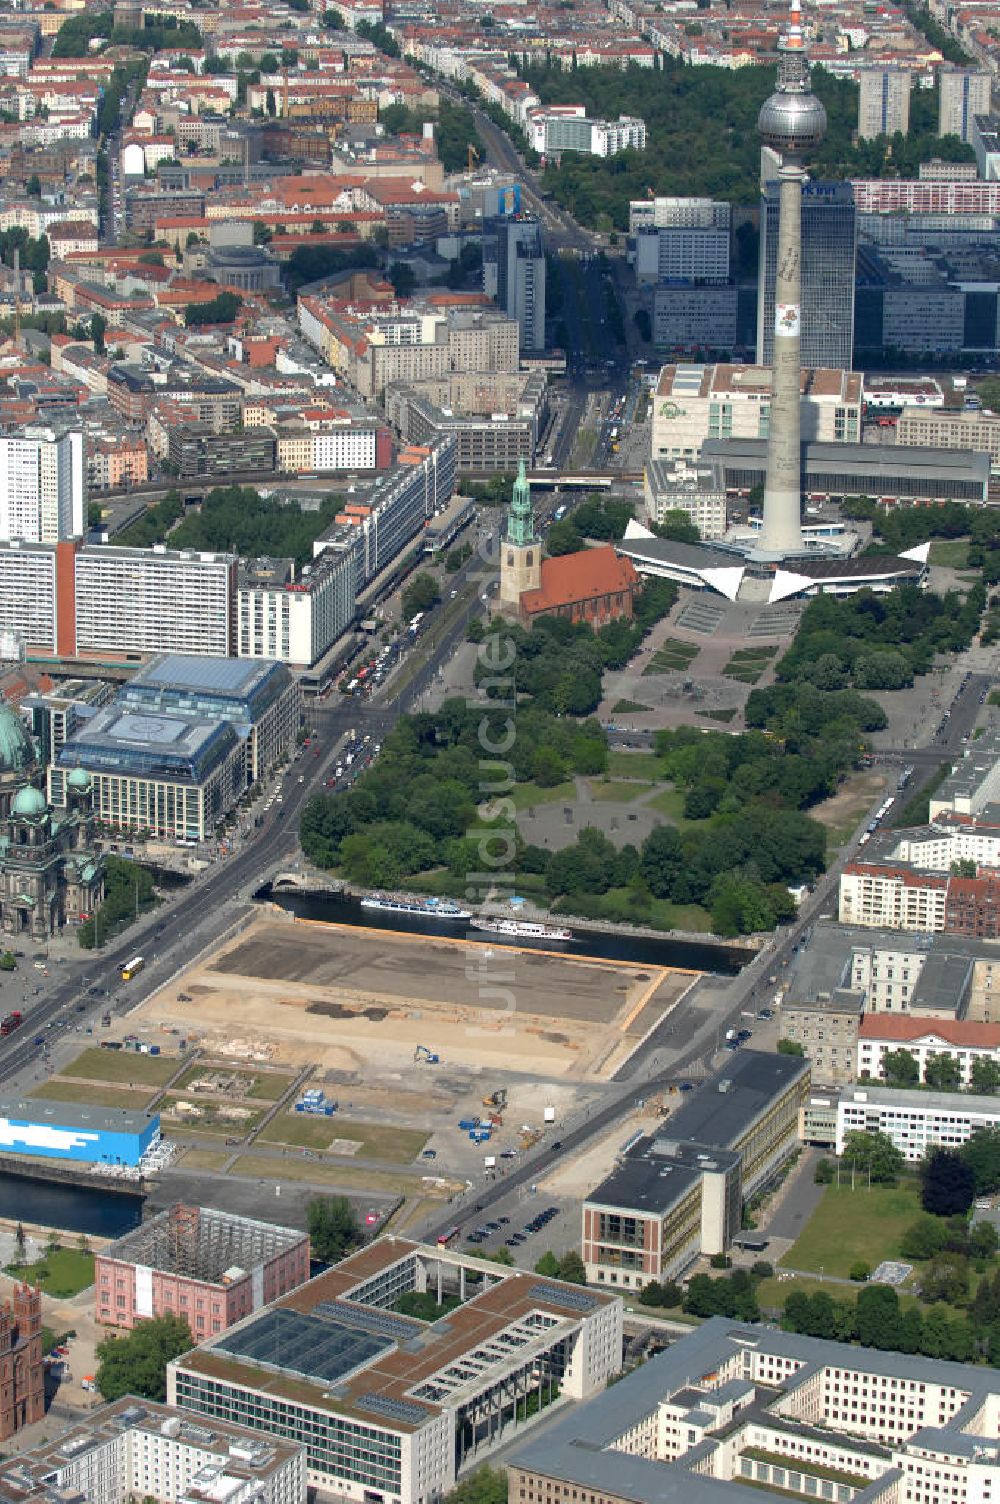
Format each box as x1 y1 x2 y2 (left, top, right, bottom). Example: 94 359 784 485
612 699 652 714
233 1155 422 1194
29 1079 155 1111
588 779 654 802
7 1246 94 1298
604 750 662 779
61 1047 180 1087
246 1072 297 1101
555 888 711 933
643 640 699 677
728 646 778 663
779 1182 922 1279
698 708 738 724
724 666 765 684
178 1149 231 1171
509 780 576 812
262 1114 429 1163
929 538 970 568
648 786 697 828
647 898 712 932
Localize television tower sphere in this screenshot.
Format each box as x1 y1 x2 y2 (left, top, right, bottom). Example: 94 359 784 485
758 87 827 156
758 0 827 159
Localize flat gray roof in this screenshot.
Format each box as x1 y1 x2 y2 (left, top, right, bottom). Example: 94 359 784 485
0 1097 155 1134
662 1050 809 1148
133 655 277 697
701 437 990 480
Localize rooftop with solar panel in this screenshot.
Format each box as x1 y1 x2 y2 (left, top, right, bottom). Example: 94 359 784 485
169 1237 624 1504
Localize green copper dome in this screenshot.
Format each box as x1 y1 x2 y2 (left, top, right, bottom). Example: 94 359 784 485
0 706 33 777
11 785 45 819
67 768 91 792
505 459 537 548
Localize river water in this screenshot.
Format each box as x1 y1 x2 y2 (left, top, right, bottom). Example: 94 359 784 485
258 885 753 975
0 1174 142 1237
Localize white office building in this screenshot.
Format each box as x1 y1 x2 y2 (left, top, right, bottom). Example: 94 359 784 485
837 1081 1000 1158
0 1396 306 1503
0 427 84 542
628 197 731 235
632 225 730 283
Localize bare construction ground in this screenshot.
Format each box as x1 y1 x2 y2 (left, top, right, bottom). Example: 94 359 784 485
135 911 696 1082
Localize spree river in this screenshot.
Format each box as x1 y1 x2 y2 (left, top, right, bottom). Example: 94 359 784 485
0 1174 142 1238
258 884 753 975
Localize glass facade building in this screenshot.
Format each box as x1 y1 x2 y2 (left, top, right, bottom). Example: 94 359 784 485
757 179 857 369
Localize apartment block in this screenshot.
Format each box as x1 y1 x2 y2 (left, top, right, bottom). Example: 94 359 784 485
0 426 84 543
939 67 993 144
313 437 457 587
73 545 237 660
858 66 911 140
838 861 949 931
0 540 57 655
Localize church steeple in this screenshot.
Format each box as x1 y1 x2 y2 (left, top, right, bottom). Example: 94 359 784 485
506 460 537 548
499 459 542 612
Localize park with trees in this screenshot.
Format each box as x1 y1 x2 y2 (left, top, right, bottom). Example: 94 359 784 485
118 484 349 567
634 1128 1000 1368
507 60 972 231
300 690 831 935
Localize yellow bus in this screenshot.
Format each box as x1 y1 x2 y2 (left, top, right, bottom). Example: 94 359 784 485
119 955 145 981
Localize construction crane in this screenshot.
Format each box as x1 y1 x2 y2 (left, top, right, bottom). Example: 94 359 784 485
467 144 480 173
414 1044 440 1064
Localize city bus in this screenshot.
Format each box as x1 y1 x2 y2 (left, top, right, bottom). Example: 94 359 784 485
119 956 145 981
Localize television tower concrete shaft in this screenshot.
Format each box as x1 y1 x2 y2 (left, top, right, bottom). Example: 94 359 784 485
757 1 827 555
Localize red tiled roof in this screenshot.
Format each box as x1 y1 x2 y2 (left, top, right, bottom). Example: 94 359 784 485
860 1015 1000 1048
520 544 639 615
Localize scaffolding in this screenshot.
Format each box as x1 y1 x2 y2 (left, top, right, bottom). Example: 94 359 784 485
103 1204 303 1283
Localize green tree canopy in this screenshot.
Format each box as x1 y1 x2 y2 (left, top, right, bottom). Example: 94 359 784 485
962 1126 1000 1192
842 1130 904 1184
307 1195 361 1263
922 1148 975 1217
96 1315 192 1402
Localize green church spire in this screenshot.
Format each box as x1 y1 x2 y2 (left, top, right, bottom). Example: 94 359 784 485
506 459 537 547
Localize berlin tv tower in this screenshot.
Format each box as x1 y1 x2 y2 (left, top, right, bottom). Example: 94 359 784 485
757 0 827 555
